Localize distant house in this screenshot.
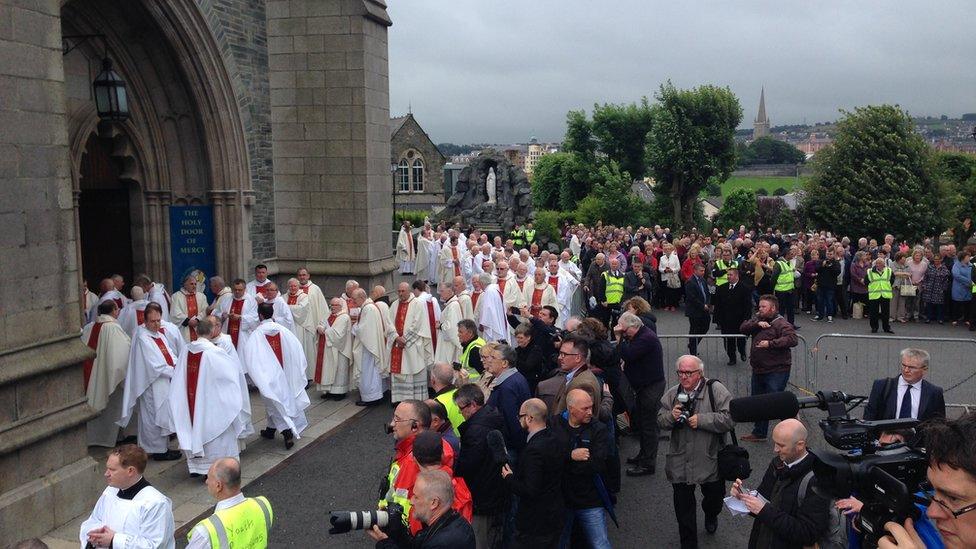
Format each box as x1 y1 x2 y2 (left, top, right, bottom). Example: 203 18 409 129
702 196 724 220
391 113 448 211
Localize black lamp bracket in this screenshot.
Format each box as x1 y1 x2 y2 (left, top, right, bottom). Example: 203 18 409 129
62 33 107 57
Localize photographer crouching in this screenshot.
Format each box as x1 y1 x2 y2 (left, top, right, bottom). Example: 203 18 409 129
368 469 475 548
657 355 734 549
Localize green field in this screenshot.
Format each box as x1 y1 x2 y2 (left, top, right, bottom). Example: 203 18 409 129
721 175 808 196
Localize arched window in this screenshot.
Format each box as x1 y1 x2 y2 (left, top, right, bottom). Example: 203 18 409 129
397 159 409 192
412 158 424 192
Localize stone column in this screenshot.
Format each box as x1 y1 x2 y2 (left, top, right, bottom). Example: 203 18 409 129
0 0 100 537
266 0 396 295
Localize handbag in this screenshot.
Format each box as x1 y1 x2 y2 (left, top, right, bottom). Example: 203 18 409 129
852 302 864 319
900 284 917 296
706 379 752 481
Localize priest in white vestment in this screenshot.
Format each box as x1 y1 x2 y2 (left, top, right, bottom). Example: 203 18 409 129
170 274 208 342
523 267 559 319
314 297 353 399
207 276 233 316
453 276 475 322
284 278 314 378
119 287 183 355
351 289 388 406
82 300 131 447
476 273 509 343
496 260 526 312
342 279 362 324
546 259 579 329
298 267 329 361
415 229 436 283
388 283 433 403
80 445 175 549
90 278 126 322
216 279 258 349
240 303 310 448
245 263 273 298
559 251 583 283
118 303 181 460
396 221 416 274
412 280 441 360
438 233 472 288
434 284 463 364
82 279 99 323
261 282 295 329
168 318 251 475
513 263 531 295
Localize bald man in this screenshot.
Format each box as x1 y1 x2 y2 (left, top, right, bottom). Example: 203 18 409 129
186 458 273 548
731 418 830 548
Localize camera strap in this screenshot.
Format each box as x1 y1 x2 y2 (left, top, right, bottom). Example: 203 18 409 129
706 379 738 447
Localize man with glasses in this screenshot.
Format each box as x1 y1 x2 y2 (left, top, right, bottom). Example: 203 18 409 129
536 336 603 418
615 312 665 478
863 348 946 422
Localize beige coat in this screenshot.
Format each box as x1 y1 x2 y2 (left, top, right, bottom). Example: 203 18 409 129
657 379 734 485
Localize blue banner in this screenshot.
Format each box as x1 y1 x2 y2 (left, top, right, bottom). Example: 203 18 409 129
169 206 216 301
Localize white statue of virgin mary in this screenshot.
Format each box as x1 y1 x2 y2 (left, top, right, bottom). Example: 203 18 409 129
486 167 496 205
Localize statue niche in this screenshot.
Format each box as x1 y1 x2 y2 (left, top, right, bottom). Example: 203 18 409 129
435 150 533 232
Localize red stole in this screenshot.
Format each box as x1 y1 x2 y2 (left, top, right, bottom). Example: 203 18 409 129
498 278 507 295
390 300 411 374
228 299 244 347
314 313 340 383
136 309 145 326
426 300 437 352
548 275 560 294
151 335 175 366
301 284 310 294
287 293 299 305
265 333 284 367
471 291 481 309
186 351 203 423
113 298 123 310
451 247 461 277
516 279 526 291
185 292 199 342
82 322 104 391
531 287 545 317
406 231 414 257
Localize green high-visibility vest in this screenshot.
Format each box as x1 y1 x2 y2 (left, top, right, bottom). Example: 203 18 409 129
715 259 738 286
867 268 893 300
524 229 536 243
603 271 624 304
512 229 525 246
460 337 485 379
435 388 464 436
774 260 794 292
188 496 273 548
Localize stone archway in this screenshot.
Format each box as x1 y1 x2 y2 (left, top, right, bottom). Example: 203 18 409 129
62 0 253 290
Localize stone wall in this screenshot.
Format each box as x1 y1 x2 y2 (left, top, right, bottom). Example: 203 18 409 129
391 113 447 211
266 0 396 295
0 0 99 538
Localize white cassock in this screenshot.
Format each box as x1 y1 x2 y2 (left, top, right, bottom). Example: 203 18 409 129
418 291 441 360
159 321 185 358
83 289 98 323
523 279 558 319
547 270 580 329
352 299 389 403
245 278 273 297
416 235 435 282
81 315 131 447
212 332 254 445
497 273 526 311
119 299 149 337
299 281 329 361
148 283 171 320
209 286 233 316
314 307 353 395
388 296 433 403
240 320 310 436
438 243 473 288
559 260 583 283
119 327 178 454
396 227 416 274
216 294 258 349
89 290 126 321
168 338 251 474
285 291 315 378
472 252 489 275
430 238 444 285
267 295 295 330
479 284 509 342
569 234 582 258
169 290 208 342
79 481 175 549
456 290 475 322
434 296 463 364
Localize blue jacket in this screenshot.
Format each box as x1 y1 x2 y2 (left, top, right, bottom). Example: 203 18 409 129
486 370 532 451
950 261 973 302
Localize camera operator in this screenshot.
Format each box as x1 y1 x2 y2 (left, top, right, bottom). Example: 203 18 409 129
658 355 733 548
730 418 830 548
368 470 476 548
615 312 665 478
879 413 976 549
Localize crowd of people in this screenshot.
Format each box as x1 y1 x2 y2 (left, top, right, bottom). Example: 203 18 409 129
62 217 976 548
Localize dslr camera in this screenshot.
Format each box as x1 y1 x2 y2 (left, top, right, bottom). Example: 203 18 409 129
328 502 404 535
674 391 696 426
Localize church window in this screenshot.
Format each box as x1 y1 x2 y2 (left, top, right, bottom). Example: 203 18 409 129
397 159 410 192
412 159 424 192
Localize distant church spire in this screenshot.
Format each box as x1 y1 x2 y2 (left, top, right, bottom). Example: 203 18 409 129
753 87 770 140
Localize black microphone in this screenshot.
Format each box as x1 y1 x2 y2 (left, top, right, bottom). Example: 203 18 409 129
486 429 509 467
730 391 800 423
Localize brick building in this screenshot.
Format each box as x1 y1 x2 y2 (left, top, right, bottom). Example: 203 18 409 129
391 112 447 210
0 0 395 537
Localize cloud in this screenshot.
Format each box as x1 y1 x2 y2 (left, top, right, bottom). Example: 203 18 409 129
387 0 976 143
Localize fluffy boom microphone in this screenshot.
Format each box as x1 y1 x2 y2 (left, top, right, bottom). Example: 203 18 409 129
486 429 509 466
730 391 800 423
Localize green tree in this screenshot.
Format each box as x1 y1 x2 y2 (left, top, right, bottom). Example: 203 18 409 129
715 188 757 228
739 136 805 166
755 187 769 196
802 105 948 241
934 151 976 245
590 99 655 179
704 178 722 197
530 152 596 211
645 82 743 229
573 162 647 226
773 187 788 196
562 110 596 164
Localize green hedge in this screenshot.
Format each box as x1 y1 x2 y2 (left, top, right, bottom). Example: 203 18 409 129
393 210 429 229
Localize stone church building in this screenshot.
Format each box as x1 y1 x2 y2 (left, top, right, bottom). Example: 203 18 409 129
0 0 395 537
391 112 447 211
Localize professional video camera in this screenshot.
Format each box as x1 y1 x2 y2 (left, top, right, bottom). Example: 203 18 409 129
328 502 404 535
730 390 928 547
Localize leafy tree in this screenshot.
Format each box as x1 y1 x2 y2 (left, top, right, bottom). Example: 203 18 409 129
802 105 948 241
590 99 655 179
755 187 769 196
704 178 722 197
645 82 743 229
563 110 596 164
773 187 789 196
756 197 792 230
715 188 757 228
588 162 648 226
530 152 596 211
533 210 564 243
573 196 604 226
739 137 805 166
934 151 976 244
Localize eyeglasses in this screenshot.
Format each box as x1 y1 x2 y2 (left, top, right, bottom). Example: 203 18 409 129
919 483 976 518
901 363 927 372
391 416 418 424
676 369 702 377
457 402 474 411
558 351 581 357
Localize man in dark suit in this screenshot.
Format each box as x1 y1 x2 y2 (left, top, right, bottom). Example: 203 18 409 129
684 263 712 355
712 268 753 365
863 348 946 422
623 260 652 303
501 398 566 548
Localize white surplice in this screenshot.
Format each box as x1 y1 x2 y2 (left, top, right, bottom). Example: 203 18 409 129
82 315 131 447
266 295 295 330
119 327 178 454
79 481 175 549
315 308 353 395
456 290 475 322
239 320 310 436
352 299 389 402
215 294 258 349
388 296 432 402
478 284 509 342
148 282 171 320
416 234 435 281
396 227 416 274
434 296 463 364
244 278 272 297
169 290 208 342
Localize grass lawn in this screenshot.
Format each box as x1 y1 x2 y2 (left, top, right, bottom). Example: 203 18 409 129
721 175 809 196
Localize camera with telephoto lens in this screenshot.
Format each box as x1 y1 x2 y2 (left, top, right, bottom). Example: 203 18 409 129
729 389 928 548
674 392 695 426
328 502 403 535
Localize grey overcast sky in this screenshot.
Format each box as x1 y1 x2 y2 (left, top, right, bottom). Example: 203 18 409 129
386 0 976 144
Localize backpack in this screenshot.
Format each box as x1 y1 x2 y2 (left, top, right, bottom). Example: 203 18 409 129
797 470 847 549
705 379 751 481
